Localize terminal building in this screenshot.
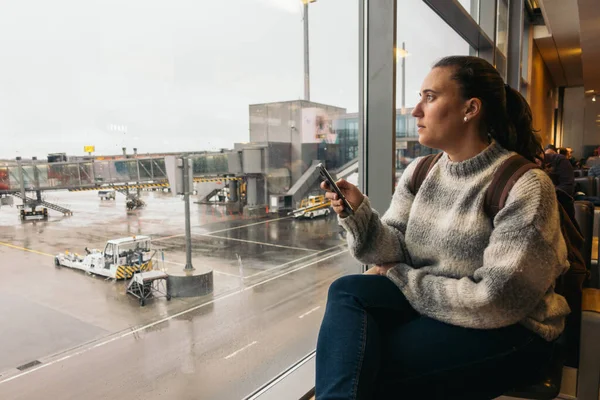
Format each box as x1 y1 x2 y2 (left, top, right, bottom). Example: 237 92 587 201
220 100 439 213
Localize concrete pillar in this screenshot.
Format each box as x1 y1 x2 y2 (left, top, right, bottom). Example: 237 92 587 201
247 177 258 206
32 157 41 202
229 180 238 202
16 157 26 207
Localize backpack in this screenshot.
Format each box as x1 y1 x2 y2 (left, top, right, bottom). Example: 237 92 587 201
409 153 589 366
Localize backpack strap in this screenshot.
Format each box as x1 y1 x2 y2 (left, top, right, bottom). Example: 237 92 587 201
485 154 539 222
409 152 443 195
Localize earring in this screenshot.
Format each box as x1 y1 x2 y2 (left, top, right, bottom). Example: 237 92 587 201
464 116 468 122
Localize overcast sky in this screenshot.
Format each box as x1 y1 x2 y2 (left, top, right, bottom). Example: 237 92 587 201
0 0 470 159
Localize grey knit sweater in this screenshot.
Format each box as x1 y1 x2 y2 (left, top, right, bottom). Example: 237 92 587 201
340 141 571 341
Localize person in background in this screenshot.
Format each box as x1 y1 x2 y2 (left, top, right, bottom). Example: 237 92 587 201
586 149 600 167
566 147 578 167
543 151 575 196
544 144 557 154
588 163 600 177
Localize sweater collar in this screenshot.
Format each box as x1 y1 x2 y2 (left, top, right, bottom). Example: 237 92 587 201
438 140 509 178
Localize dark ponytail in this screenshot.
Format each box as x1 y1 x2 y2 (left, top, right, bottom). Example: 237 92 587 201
433 56 543 162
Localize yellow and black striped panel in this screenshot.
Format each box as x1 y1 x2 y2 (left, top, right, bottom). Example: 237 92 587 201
193 177 243 183
68 177 243 191
69 183 169 192
114 261 153 280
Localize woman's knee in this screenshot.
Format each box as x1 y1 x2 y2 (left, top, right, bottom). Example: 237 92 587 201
327 274 364 299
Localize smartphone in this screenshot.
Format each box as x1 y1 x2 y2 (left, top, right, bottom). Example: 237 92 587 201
317 163 354 216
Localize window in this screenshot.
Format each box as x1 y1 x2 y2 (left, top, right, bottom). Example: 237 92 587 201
458 0 480 21
478 0 497 41
496 0 509 56
494 0 509 79
0 1 359 398
396 0 472 174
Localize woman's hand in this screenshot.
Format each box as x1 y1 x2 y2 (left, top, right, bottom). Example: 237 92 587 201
320 179 365 216
364 263 396 276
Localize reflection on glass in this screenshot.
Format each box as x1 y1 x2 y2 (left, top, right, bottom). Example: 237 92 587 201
457 0 480 21
192 154 229 175
79 163 94 185
151 159 167 179
138 160 153 179
496 0 509 56
36 165 49 187
0 0 359 399
496 50 507 81
0 167 10 190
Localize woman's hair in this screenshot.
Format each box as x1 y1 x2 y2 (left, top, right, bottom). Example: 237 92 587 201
433 56 543 162
558 147 568 156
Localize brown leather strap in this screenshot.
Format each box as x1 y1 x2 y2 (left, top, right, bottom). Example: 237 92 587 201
485 154 539 222
409 152 443 195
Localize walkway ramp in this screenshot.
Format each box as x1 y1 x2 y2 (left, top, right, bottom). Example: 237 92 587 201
286 161 323 207
12 192 72 215
332 158 358 181
195 181 226 203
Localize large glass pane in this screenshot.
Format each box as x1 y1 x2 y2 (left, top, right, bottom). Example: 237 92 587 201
93 160 113 183
79 163 95 185
522 18 531 82
7 166 20 188
496 0 509 56
396 1 472 175
479 0 497 40
496 49 508 80
138 159 153 180
151 158 167 179
35 164 49 188
20 165 35 188
0 167 10 191
0 1 359 399
458 0 480 21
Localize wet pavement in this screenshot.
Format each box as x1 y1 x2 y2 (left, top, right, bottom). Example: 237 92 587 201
0 190 358 399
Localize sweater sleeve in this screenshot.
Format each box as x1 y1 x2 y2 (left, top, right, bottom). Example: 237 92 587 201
386 169 570 329
338 158 421 266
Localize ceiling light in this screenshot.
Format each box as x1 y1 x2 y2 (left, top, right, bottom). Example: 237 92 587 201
586 90 595 94
594 95 597 102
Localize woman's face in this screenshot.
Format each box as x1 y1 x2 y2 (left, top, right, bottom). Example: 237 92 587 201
411 67 469 150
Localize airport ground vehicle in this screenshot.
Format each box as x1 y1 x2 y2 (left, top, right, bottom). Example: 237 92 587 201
289 195 331 219
55 236 154 279
98 190 116 200
19 206 48 220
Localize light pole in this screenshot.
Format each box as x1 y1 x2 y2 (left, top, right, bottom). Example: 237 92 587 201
396 43 409 169
401 41 406 112
182 156 194 271
396 42 410 127
302 0 317 101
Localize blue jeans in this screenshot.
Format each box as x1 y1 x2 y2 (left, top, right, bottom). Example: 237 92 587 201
316 275 555 400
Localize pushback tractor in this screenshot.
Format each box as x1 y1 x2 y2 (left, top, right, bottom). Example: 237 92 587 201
54 236 154 279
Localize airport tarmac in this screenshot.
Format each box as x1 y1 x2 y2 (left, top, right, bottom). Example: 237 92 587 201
0 190 359 399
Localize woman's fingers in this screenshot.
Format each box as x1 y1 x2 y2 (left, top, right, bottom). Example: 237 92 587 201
330 199 343 207
324 191 339 201
332 205 345 215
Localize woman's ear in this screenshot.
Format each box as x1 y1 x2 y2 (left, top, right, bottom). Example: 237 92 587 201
464 98 482 120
